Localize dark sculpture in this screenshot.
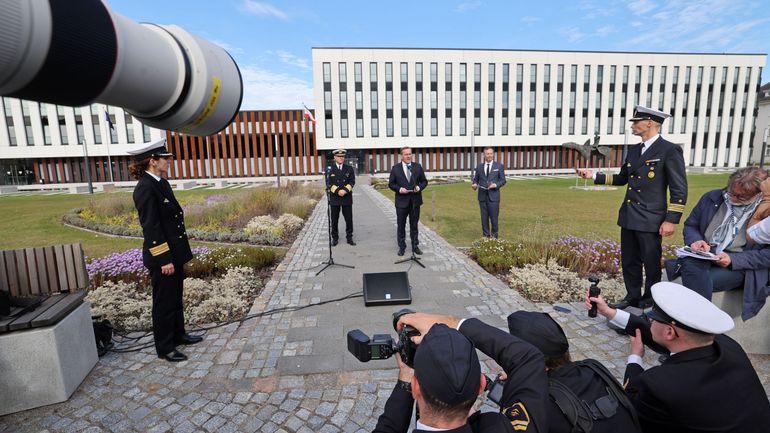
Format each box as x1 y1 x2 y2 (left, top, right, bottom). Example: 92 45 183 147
562 135 610 162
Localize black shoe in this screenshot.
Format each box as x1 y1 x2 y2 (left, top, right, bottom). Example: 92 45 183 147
347 239 356 246
608 299 635 310
159 350 188 362
398 248 405 256
331 239 339 246
413 246 423 255
638 297 653 309
176 334 203 345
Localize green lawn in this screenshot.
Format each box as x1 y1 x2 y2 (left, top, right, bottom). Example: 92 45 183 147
380 173 731 247
0 189 243 259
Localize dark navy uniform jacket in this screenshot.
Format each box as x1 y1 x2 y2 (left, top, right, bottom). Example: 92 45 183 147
472 161 507 202
374 318 549 433
133 172 193 269
621 313 770 433
595 137 687 233
325 163 355 206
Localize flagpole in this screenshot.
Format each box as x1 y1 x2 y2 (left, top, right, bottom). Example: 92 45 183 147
103 108 114 182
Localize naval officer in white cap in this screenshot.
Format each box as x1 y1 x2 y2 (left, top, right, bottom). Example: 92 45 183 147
587 282 770 432
128 139 202 362
578 105 688 310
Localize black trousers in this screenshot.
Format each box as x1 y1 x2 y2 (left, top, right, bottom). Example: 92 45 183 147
150 265 186 356
479 200 500 238
330 204 353 240
620 228 662 304
396 203 421 249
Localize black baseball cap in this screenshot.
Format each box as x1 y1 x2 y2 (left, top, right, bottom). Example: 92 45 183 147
414 324 481 406
507 311 569 357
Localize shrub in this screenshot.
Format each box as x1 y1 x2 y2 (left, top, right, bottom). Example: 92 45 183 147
507 259 625 303
87 280 153 330
468 238 519 274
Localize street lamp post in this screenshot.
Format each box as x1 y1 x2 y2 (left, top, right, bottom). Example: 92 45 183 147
760 126 769 168
81 140 94 194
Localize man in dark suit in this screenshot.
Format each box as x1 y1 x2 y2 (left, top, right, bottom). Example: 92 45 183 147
326 149 356 246
588 282 770 433
578 105 688 309
389 146 428 256
372 311 549 433
128 139 202 363
472 147 507 238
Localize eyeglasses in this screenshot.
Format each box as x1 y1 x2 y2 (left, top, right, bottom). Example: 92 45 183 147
646 314 680 338
726 191 761 205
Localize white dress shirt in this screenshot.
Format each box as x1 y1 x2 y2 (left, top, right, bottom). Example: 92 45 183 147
145 170 161 182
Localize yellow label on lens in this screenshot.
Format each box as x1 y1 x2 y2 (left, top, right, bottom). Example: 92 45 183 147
191 76 222 128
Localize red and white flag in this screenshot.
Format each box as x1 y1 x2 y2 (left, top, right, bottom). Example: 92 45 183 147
302 103 316 125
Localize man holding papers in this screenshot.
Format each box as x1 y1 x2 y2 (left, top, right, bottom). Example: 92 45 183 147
472 147 506 238
389 146 429 256
670 167 770 320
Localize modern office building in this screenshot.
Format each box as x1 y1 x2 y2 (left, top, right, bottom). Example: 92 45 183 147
0 97 321 184
312 48 766 173
0 97 165 185
750 82 770 163
2 48 766 184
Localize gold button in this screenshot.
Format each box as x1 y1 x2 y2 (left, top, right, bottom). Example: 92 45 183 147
627 200 631 203
637 189 641 192
152 241 157 244
179 236 182 239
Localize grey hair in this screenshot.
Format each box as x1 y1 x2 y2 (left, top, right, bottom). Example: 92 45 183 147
727 167 769 194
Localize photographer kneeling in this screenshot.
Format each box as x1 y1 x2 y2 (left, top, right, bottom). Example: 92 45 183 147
373 312 549 433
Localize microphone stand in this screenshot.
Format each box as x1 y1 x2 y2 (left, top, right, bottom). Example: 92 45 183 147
316 167 354 275
395 165 425 268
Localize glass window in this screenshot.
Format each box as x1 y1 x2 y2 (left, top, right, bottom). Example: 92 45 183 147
445 117 452 135
445 90 452 109
339 90 348 110
354 63 362 82
401 117 408 136
401 90 408 109
400 63 408 82
340 118 348 137
370 91 378 110
431 63 438 82
416 90 423 110
325 118 333 138
431 117 438 136
323 63 331 82
445 63 452 83
370 63 377 82
385 63 393 82
416 63 423 82
459 63 466 82
371 118 379 137
339 63 347 82
356 118 363 137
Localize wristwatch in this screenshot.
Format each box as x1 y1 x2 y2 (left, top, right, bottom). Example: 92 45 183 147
396 380 412 393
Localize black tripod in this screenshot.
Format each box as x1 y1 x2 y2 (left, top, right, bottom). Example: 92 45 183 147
316 170 354 275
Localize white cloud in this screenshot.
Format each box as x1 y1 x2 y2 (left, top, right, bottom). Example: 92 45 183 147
595 25 617 37
240 0 289 20
275 51 311 70
560 26 587 43
455 1 481 13
620 0 766 51
627 0 656 15
239 65 313 110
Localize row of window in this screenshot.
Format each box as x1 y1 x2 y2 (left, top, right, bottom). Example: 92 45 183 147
1 98 151 147
321 62 760 139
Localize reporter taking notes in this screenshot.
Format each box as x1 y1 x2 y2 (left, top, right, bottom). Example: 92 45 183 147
0 0 242 136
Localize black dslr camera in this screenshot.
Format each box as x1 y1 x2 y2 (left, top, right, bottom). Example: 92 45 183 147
347 308 421 367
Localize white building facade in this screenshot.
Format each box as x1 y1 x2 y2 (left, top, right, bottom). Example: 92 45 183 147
0 97 164 184
313 48 765 173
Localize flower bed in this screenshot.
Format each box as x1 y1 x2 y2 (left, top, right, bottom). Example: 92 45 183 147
86 246 278 330
63 182 321 246
469 236 679 304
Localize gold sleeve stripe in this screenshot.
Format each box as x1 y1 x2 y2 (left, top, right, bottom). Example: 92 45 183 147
149 242 170 256
668 204 686 212
606 174 613 184
345 184 353 192
330 185 338 193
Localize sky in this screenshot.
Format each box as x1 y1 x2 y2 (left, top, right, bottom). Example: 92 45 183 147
109 0 770 110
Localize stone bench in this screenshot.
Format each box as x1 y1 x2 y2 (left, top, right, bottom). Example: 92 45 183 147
0 186 18 194
98 183 116 192
711 290 770 355
213 179 229 188
68 185 90 194
176 181 197 190
0 244 98 415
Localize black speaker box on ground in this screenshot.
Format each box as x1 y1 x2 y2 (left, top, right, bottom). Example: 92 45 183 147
362 272 412 306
